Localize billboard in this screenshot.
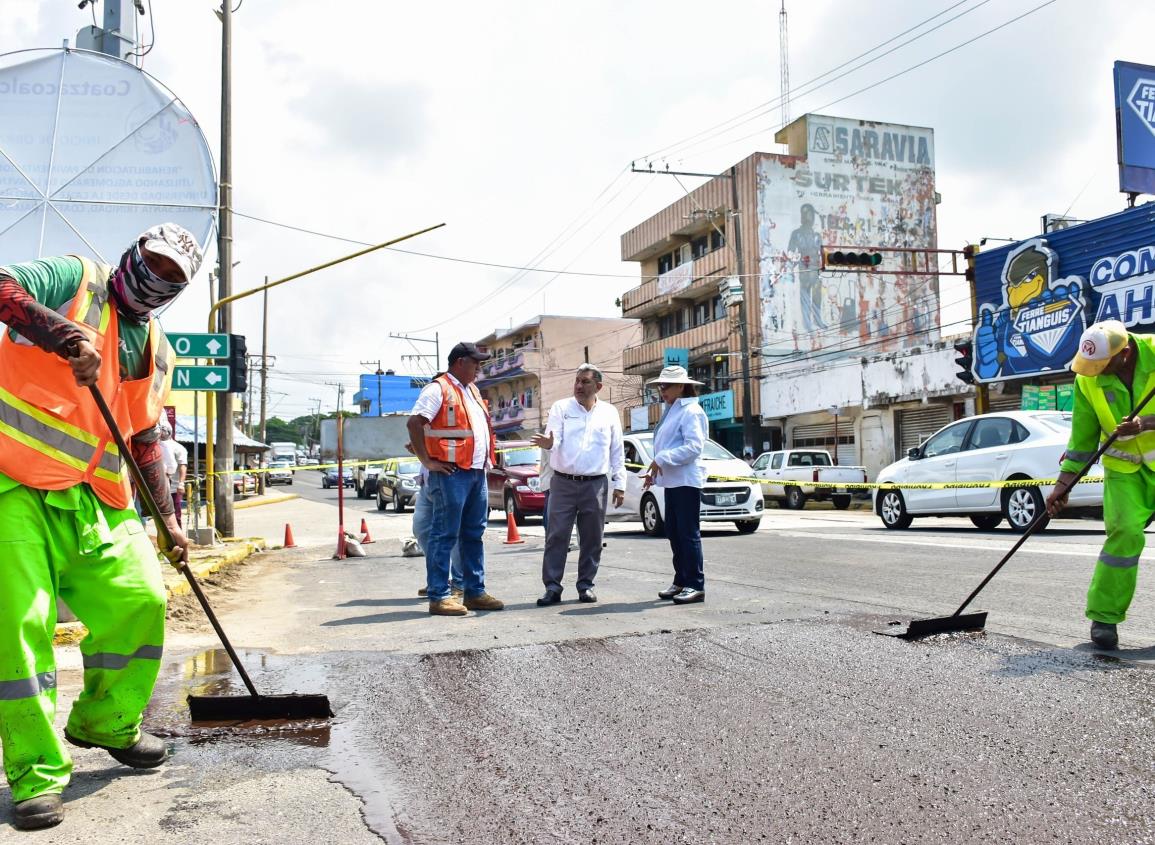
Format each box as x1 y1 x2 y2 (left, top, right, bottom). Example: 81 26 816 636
757 116 938 360
1115 60 1155 196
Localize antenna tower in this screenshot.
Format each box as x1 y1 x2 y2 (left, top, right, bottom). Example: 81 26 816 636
779 0 790 129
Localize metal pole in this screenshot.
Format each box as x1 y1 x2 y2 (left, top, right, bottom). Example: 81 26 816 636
335 385 346 559
257 279 269 494
192 375 200 533
730 165 756 455
213 0 236 536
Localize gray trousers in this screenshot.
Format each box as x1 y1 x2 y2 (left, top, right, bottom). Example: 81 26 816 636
542 474 608 593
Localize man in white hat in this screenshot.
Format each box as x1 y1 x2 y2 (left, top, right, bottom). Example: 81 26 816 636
1046 319 1155 650
0 223 201 829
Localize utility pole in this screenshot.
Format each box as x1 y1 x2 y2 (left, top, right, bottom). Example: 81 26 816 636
779 1 791 129
213 0 236 536
361 360 384 416
730 165 757 457
308 398 322 454
389 332 440 377
257 281 270 492
78 0 143 64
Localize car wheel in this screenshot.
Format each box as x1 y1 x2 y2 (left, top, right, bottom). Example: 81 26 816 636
377 486 388 511
878 488 913 530
504 490 525 526
641 494 665 537
393 490 407 514
322 479 330 489
1003 486 1049 533
832 495 851 510
970 513 1002 530
735 519 760 534
785 486 806 510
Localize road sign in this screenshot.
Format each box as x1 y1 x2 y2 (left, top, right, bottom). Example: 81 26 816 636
172 365 231 391
166 332 230 358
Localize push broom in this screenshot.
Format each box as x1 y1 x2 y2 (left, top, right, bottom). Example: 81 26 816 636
879 382 1155 640
88 383 332 721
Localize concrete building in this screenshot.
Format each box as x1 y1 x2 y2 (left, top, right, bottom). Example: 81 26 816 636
476 315 641 438
619 112 964 465
353 371 427 416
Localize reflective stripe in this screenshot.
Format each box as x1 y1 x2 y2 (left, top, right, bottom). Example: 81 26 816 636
150 334 172 397
0 386 122 476
1100 553 1140 569
0 672 56 700
82 280 108 329
1065 449 1096 462
446 440 456 463
82 645 163 671
425 429 471 438
1103 447 1141 465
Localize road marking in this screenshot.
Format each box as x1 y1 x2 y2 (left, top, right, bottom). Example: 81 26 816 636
767 529 1102 558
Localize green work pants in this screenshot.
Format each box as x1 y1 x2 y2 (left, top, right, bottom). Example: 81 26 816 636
1087 465 1155 625
0 482 166 803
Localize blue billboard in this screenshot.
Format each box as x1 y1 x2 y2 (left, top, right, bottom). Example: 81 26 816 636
1115 61 1155 196
969 203 1155 382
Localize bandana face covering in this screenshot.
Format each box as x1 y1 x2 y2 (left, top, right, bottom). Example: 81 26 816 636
110 242 187 323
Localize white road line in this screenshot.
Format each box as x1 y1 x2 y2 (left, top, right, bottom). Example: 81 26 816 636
768 529 1102 557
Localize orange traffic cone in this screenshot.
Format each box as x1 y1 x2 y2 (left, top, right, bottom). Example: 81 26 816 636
283 523 297 549
502 511 525 545
359 517 375 544
332 526 347 560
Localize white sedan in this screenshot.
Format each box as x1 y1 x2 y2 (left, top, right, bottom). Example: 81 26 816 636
873 410 1103 532
606 432 763 535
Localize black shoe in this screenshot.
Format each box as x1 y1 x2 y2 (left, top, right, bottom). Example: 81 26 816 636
536 590 562 606
578 589 597 603
672 588 705 604
1090 621 1119 650
13 794 63 831
65 730 169 769
658 584 682 600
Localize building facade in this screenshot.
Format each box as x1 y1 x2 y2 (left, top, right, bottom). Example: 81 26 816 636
353 371 427 416
476 315 641 439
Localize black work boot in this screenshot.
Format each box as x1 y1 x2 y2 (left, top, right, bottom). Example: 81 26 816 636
65 731 169 769
13 794 64 831
1090 621 1119 650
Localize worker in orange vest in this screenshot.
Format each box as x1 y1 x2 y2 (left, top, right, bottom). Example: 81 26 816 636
0 224 201 831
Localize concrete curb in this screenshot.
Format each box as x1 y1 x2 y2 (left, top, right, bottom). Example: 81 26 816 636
235 493 299 510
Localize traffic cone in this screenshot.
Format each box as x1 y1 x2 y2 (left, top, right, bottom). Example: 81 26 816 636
502 510 525 545
359 517 375 544
283 523 297 549
332 526 347 560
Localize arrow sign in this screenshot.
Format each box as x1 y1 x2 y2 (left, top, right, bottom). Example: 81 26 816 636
172 365 231 392
166 332 230 359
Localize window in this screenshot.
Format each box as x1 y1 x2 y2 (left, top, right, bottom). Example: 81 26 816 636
658 253 674 275
624 442 640 469
922 422 972 458
711 228 725 251
771 454 784 470
712 294 726 321
658 310 686 339
691 235 710 260
752 454 770 470
967 418 1017 451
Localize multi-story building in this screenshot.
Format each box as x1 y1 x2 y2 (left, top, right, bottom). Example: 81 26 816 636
353 371 426 416
476 315 641 438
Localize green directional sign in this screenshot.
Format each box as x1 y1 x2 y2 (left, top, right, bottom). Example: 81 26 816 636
172 365 231 391
166 332 230 358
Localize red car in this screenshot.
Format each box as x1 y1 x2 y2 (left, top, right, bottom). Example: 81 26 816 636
487 440 544 525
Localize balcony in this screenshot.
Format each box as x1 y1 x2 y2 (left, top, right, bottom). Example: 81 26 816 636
491 404 528 434
620 400 664 432
479 348 541 386
621 251 729 319
623 318 730 373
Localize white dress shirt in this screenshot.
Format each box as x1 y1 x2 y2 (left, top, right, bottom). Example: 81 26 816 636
545 396 626 490
411 374 492 470
652 397 708 488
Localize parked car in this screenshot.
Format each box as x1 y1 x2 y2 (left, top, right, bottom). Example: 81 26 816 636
486 441 544 525
321 466 353 489
607 433 763 535
751 449 868 509
267 459 294 486
377 457 422 512
230 472 257 497
353 463 384 499
873 410 1104 532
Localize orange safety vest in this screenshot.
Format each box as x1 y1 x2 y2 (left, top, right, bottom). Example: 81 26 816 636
0 256 174 509
422 374 496 469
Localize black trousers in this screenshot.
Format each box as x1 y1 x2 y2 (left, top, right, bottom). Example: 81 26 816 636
663 486 704 591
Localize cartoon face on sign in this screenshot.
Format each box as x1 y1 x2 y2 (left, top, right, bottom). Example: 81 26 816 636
973 239 1085 381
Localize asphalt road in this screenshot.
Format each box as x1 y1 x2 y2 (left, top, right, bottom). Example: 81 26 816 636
14 473 1155 843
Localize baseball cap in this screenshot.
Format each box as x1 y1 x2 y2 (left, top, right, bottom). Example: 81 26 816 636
447 341 492 365
1070 320 1129 376
139 223 203 284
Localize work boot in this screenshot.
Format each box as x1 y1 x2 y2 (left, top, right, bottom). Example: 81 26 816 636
65 730 169 769
1090 621 1119 650
451 587 464 600
429 597 469 616
417 586 428 597
13 794 64 831
464 593 505 611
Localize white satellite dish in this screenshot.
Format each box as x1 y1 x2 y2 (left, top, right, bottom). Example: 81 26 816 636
0 47 216 266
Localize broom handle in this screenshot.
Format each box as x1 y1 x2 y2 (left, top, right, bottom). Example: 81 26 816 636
86 384 261 698
953 381 1155 617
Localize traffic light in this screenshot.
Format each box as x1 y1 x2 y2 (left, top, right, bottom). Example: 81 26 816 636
228 333 247 394
826 250 883 268
954 339 975 385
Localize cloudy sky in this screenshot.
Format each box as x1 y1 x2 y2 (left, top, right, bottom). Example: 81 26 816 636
3 0 1153 419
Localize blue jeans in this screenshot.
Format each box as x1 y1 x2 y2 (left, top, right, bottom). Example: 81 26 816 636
425 469 488 601
663 486 704 591
412 483 462 590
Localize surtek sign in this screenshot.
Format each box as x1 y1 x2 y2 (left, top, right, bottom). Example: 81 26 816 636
1115 60 1155 195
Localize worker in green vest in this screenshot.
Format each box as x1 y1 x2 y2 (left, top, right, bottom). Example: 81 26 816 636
1046 319 1155 650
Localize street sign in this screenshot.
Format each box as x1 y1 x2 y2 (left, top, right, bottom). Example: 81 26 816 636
166 332 230 358
172 365 230 391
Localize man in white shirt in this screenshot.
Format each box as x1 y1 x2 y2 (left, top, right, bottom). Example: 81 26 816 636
531 364 625 605
158 419 188 526
407 342 505 617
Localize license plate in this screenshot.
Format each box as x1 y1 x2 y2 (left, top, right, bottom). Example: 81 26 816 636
716 493 737 506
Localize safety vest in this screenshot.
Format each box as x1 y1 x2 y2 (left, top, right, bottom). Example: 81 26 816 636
1076 346 1155 474
422 374 496 469
0 256 174 508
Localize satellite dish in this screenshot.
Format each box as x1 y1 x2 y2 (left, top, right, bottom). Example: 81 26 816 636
0 47 216 266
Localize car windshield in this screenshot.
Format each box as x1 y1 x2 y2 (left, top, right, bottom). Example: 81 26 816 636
397 458 420 475
503 447 540 467
271 460 291 468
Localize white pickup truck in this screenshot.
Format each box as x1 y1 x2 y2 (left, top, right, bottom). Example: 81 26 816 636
750 449 868 510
